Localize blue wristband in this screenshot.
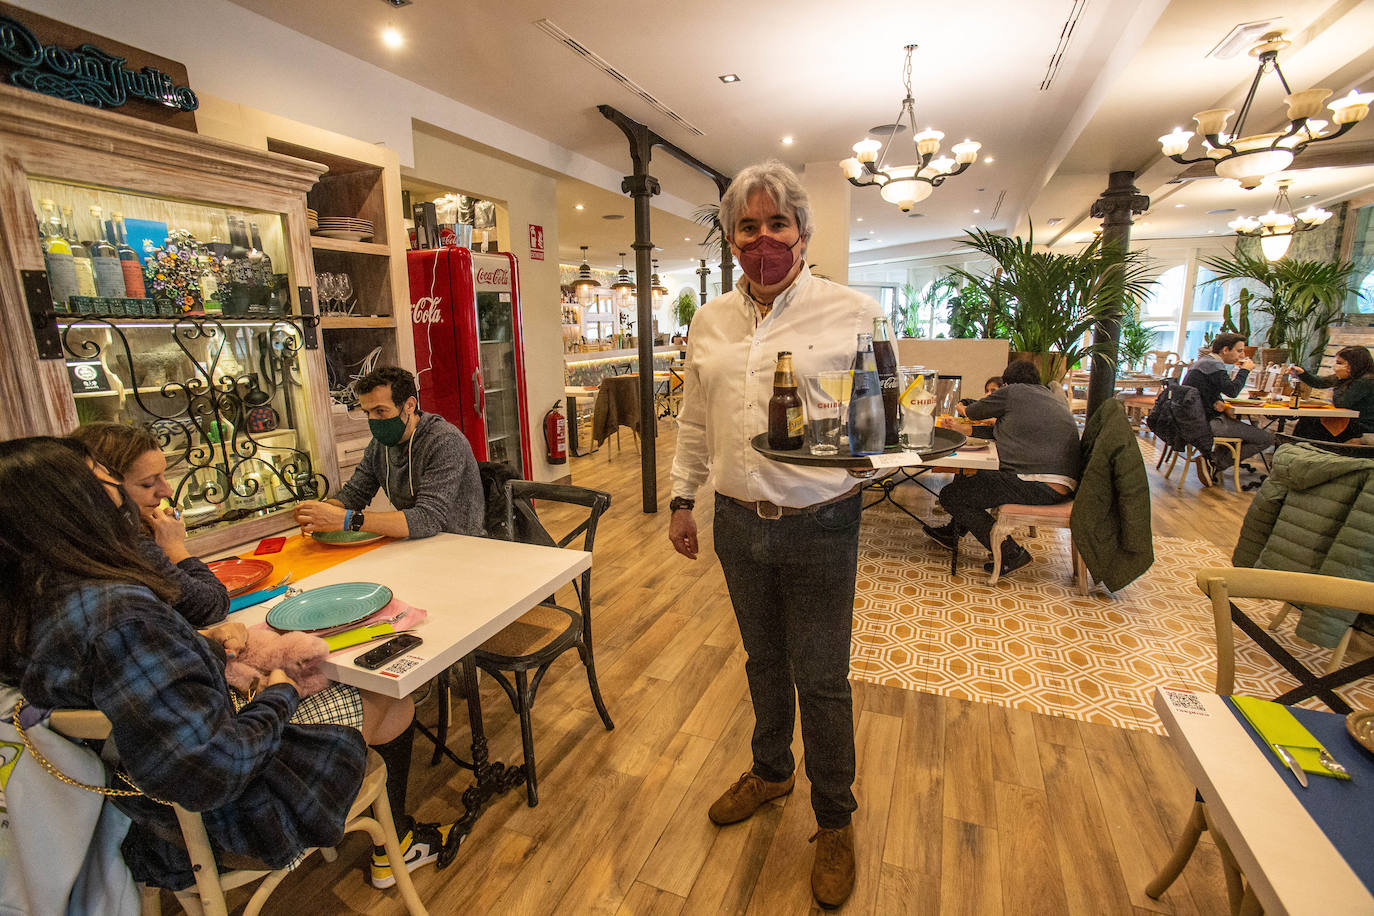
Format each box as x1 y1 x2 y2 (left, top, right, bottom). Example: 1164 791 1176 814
343 509 353 531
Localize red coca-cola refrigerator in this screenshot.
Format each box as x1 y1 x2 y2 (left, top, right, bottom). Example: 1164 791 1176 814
408 247 531 478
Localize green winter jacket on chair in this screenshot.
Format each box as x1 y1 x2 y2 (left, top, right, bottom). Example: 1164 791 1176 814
1071 399 1154 592
1232 443 1374 648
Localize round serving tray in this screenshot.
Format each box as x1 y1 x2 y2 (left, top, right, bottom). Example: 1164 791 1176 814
750 426 967 469
1346 709 1374 756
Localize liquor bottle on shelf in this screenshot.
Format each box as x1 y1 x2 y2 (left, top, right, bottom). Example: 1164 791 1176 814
872 316 900 447
849 332 886 456
248 221 274 308
37 198 78 311
60 204 98 298
109 211 146 298
85 205 125 298
767 350 804 450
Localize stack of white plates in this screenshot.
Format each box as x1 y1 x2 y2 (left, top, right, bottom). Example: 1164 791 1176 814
306 208 319 232
314 216 373 242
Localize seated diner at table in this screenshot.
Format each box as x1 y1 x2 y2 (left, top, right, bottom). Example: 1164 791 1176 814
70 422 229 627
0 436 369 891
924 359 1081 578
294 365 484 539
1181 333 1274 469
62 428 455 888
1287 346 1374 443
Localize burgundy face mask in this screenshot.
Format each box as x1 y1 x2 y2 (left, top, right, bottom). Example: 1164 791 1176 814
737 234 801 286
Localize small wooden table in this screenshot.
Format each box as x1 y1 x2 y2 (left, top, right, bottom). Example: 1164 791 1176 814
1153 688 1373 915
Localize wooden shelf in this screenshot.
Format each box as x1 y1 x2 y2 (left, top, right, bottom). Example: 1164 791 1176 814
309 236 389 255
320 316 396 329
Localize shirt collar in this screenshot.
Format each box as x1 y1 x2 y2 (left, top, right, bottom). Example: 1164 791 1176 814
735 263 814 314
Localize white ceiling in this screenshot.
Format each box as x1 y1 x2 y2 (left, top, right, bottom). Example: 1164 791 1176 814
229 0 1374 271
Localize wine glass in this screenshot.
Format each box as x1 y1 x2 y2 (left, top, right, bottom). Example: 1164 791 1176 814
337 273 355 315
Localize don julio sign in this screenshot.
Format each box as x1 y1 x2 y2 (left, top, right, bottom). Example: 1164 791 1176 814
0 2 198 130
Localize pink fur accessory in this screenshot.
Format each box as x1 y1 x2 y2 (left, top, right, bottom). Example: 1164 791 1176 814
225 629 332 698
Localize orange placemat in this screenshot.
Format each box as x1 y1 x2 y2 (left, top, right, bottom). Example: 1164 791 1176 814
240 532 391 581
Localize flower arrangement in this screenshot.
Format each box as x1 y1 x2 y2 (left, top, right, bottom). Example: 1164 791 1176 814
143 230 223 315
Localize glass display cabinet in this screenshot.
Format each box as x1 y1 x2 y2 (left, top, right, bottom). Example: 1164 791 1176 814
0 84 337 552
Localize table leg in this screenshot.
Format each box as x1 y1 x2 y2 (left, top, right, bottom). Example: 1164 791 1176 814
436 655 528 867
567 395 585 458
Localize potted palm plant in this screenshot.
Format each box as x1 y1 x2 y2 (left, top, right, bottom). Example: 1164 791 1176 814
673 289 698 335
947 230 1156 383
1201 249 1361 370
1119 308 1159 371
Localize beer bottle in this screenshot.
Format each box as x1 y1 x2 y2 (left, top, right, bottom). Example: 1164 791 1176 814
768 351 804 450
849 333 886 455
872 316 900 446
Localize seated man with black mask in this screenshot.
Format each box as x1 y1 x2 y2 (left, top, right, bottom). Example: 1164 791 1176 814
923 359 1081 578
295 366 484 539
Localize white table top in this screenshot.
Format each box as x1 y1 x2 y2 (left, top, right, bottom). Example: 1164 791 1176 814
867 440 1000 471
1228 403 1359 418
230 534 591 699
1153 688 1373 916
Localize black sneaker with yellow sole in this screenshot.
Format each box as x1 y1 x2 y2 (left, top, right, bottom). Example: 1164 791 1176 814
370 821 454 889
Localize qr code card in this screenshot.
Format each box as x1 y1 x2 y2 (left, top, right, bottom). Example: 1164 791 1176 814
380 655 423 678
1162 688 1210 717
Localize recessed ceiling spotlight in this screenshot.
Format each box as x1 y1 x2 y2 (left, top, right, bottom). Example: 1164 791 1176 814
1047 217 1064 226
855 217 863 223
574 203 584 211
380 0 412 7
781 136 794 145
603 214 625 220
684 237 691 241
1174 203 1186 208
983 156 995 164
382 26 404 48
1301 193 1317 199
718 74 740 83
973 209 981 214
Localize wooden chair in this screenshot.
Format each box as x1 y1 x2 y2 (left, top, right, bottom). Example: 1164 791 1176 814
1160 438 1244 492
1146 568 1374 916
47 710 427 916
987 500 1090 595
474 480 615 806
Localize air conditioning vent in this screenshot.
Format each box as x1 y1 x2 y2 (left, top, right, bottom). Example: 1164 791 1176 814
1040 0 1088 91
989 190 1007 221
534 18 705 137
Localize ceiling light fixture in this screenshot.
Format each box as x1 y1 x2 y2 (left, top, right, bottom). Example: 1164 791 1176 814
839 44 981 212
573 246 600 290
1159 31 1371 189
382 26 404 48
1227 179 1332 261
718 74 740 83
781 136 794 145
651 259 668 296
575 203 585 211
610 252 635 291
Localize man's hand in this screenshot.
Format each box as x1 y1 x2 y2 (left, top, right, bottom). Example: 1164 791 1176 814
143 504 189 563
668 509 698 560
1215 399 1233 417
294 499 347 533
955 402 968 417
1239 358 1255 371
198 621 247 658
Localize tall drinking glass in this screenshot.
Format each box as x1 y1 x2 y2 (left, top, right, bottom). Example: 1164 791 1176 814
802 371 846 455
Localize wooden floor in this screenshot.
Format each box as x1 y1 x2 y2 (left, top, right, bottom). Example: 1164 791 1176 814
251 423 1255 915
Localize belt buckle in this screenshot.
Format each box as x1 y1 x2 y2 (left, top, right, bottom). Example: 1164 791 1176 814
756 500 783 520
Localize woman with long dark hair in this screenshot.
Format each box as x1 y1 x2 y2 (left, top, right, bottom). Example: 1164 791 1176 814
1289 346 1374 442
0 437 366 890
71 422 228 625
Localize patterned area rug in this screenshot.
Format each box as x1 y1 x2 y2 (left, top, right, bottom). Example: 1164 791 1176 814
852 506 1374 733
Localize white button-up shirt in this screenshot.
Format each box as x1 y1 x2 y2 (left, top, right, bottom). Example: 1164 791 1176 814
670 266 885 508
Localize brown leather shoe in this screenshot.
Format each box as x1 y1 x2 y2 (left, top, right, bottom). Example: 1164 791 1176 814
810 823 855 909
707 770 795 825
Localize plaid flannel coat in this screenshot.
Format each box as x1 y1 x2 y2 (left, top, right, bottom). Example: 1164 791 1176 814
18 581 366 889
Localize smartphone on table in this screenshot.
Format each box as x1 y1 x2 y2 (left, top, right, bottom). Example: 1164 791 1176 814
355 634 423 669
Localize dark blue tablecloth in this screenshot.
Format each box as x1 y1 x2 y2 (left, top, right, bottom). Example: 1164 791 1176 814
1227 698 1374 893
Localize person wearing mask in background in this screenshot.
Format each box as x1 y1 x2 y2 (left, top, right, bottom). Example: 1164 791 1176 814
1182 333 1274 473
71 422 228 626
926 359 1081 578
294 365 483 539
667 160 883 909
1288 346 1374 442
957 375 1004 409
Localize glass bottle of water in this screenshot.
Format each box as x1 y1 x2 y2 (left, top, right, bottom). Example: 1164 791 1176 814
849 333 885 456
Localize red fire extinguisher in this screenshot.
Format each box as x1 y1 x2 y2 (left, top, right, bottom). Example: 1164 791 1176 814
544 401 568 465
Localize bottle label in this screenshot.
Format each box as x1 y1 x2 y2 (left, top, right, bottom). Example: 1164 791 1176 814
786 406 802 437
44 252 79 308
119 259 146 298
72 256 97 297
92 257 125 297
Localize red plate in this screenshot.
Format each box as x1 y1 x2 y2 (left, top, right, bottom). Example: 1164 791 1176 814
207 558 274 596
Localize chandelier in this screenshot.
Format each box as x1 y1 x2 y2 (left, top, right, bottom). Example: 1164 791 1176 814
839 44 981 212
1227 179 1332 261
1158 32 1371 190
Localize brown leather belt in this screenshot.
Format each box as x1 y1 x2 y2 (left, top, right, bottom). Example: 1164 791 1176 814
722 486 861 520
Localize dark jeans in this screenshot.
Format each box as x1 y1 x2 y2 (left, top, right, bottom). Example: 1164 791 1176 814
1292 416 1361 443
938 470 1071 550
713 492 860 829
1210 416 1275 463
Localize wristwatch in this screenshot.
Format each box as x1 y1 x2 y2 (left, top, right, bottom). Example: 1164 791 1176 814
668 496 695 512
348 510 366 531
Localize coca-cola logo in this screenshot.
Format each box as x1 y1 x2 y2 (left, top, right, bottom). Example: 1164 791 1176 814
475 267 509 286
411 296 445 325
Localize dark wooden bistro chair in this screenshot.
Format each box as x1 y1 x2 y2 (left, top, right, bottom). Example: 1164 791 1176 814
472 480 614 806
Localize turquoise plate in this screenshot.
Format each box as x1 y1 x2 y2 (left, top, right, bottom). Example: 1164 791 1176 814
312 530 385 546
267 582 394 632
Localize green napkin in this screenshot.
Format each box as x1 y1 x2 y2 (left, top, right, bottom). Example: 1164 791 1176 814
1231 695 1349 780
323 622 396 652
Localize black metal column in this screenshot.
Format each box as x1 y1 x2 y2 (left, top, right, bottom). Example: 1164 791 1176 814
696 259 710 314
1086 170 1149 419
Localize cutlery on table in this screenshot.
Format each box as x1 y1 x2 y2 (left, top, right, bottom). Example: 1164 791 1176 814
1318 748 1349 778
1273 744 1308 787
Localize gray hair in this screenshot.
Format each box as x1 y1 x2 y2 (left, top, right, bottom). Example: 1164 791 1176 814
719 160 813 243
